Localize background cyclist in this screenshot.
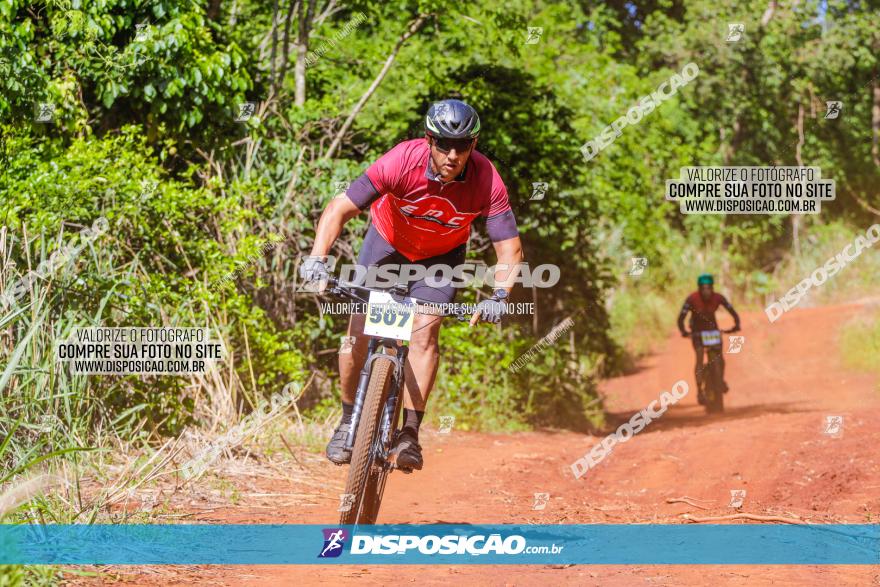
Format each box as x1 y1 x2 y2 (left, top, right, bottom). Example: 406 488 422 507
678 273 741 404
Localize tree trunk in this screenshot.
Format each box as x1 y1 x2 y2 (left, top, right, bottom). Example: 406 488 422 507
273 0 299 98
872 74 880 168
531 285 538 336
207 0 223 21
792 101 805 258
269 0 280 90
853 73 880 218
294 0 316 106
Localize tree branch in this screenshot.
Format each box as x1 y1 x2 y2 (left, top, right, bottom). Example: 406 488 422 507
852 192 880 218
313 0 340 27
760 1 777 27
323 14 429 160
683 512 808 524
666 497 713 510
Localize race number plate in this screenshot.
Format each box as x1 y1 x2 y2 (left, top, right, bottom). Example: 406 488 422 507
363 291 415 341
700 329 722 346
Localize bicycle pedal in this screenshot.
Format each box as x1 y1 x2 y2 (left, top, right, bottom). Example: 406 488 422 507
388 457 413 474
389 459 412 474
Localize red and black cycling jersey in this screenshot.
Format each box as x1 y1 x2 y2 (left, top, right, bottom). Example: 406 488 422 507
344 139 519 261
678 291 741 334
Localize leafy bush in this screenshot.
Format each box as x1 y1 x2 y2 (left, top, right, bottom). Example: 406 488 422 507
0 126 311 436
432 320 604 432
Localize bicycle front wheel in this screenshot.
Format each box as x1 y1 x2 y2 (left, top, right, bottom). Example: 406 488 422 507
705 349 724 413
339 355 395 525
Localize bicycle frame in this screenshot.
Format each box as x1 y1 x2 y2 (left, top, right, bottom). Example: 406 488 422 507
701 345 723 383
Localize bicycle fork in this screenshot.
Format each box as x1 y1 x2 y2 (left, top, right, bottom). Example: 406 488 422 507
344 338 409 461
345 338 379 452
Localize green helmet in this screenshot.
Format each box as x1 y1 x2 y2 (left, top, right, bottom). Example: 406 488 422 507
697 273 714 286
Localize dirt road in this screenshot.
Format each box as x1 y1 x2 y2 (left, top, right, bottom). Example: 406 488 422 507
81 302 880 585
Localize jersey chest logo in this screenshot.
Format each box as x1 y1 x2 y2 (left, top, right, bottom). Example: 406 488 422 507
393 195 478 234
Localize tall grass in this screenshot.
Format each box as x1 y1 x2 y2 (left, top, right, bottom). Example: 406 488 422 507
840 310 880 377
0 226 97 587
0 219 315 531
0 226 97 499
0 223 197 522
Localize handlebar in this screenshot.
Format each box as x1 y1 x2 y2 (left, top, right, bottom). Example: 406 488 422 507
682 327 741 336
323 276 472 321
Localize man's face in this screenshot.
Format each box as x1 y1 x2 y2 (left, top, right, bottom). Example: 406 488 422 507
699 283 713 301
427 135 476 182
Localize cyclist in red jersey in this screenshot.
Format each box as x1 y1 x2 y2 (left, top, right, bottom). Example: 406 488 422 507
300 99 523 470
678 274 741 404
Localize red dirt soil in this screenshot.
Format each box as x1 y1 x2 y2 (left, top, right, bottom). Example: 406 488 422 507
71 302 880 586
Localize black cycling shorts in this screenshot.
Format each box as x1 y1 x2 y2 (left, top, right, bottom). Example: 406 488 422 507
355 224 465 304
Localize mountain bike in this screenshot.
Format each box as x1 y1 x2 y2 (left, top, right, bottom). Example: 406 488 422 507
322 277 470 525
696 328 737 414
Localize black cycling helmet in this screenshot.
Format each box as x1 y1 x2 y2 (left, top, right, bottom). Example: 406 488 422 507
425 99 481 139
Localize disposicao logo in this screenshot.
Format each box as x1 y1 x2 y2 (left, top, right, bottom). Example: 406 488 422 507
318 528 348 558
350 534 528 555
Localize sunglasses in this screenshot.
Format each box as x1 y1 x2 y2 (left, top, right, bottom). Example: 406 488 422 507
432 136 475 154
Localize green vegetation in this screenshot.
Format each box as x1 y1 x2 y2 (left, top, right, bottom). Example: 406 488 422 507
841 311 880 376
1 1 879 556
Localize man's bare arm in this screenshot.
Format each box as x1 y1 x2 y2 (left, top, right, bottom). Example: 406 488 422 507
491 236 524 292
309 195 361 257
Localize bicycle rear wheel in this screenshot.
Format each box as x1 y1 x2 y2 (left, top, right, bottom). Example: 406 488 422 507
339 355 395 525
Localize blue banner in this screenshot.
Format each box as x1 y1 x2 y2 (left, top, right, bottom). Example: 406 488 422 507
1 524 877 565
